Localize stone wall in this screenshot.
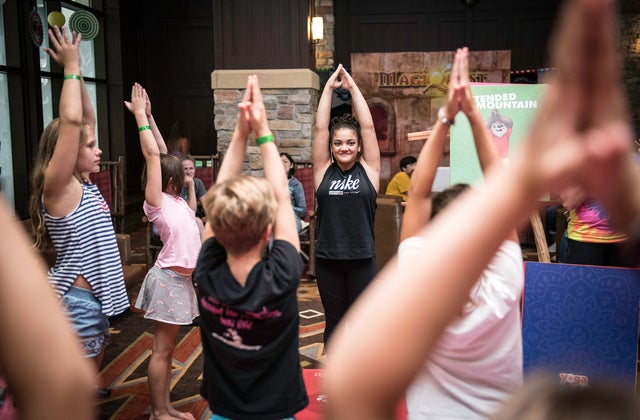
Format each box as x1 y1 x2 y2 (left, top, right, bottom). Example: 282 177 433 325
314 0 335 70
211 69 319 175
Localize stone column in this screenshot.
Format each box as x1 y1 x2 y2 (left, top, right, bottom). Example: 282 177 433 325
211 69 320 175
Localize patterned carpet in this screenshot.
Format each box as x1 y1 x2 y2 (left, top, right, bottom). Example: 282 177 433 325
97 280 326 420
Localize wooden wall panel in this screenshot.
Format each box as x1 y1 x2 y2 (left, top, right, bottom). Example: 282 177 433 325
335 0 561 71
214 0 311 69
350 15 425 54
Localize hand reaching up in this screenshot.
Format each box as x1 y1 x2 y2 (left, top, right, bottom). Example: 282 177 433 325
242 75 270 138
514 0 632 200
44 26 81 69
124 83 147 117
325 64 345 91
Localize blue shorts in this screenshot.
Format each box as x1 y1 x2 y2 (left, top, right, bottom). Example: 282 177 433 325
62 286 110 358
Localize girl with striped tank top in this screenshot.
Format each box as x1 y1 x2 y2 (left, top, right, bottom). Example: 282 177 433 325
28 26 129 399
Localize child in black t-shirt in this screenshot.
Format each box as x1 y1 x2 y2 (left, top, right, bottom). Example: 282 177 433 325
193 75 308 419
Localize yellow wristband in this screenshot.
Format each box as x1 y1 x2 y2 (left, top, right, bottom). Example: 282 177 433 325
256 134 275 145
63 74 81 81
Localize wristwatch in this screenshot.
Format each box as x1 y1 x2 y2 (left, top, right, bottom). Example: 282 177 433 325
438 107 454 126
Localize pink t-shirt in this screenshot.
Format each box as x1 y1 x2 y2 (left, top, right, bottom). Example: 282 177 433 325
144 193 201 269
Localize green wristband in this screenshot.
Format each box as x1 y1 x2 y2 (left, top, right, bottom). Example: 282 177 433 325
138 125 151 132
256 133 275 145
63 74 81 80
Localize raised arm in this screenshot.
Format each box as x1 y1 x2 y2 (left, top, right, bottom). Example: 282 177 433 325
215 81 252 184
79 72 96 129
400 50 462 241
246 76 299 249
313 65 344 187
183 176 197 212
324 0 633 417
143 88 168 154
456 48 519 243
340 67 380 189
0 195 95 420
42 27 83 203
125 83 163 208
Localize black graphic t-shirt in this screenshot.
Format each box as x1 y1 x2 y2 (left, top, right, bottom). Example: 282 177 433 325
315 161 377 259
193 238 308 419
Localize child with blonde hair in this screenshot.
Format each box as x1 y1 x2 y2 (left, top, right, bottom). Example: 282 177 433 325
193 75 308 419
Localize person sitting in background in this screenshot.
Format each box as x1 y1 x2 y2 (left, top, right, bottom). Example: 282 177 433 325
180 155 207 219
167 121 191 157
280 152 308 232
560 184 632 267
385 155 417 201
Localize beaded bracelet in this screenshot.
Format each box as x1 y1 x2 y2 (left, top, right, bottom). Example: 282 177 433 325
63 74 82 81
138 125 151 132
256 133 275 145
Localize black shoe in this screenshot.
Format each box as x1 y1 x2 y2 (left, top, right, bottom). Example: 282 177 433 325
96 387 111 398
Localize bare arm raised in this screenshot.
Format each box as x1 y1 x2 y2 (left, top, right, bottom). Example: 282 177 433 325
312 64 344 187
325 0 633 417
126 83 163 208
400 49 462 242
456 47 519 243
41 26 84 217
340 67 380 190
246 76 299 250
0 195 95 419
144 88 168 154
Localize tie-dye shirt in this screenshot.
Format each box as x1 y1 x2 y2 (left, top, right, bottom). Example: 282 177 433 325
567 198 627 243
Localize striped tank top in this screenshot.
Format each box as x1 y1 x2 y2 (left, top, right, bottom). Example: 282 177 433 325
44 182 129 316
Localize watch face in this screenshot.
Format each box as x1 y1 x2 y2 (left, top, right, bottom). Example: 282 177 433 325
438 107 451 125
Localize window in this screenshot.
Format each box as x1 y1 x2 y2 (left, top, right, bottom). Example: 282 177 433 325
0 0 107 215
0 3 15 206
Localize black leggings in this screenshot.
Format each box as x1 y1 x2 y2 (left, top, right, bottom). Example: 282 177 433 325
565 238 634 267
315 257 376 348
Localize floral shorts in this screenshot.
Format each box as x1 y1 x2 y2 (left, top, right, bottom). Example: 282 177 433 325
135 266 199 325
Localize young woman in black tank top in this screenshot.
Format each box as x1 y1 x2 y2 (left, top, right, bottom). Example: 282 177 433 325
312 64 380 348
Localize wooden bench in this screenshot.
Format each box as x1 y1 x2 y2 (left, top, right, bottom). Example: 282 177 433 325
89 156 126 233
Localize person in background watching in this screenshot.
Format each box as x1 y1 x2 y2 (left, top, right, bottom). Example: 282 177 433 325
385 155 417 201
167 121 191 157
280 152 308 232
560 184 632 267
180 156 207 235
323 0 639 417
